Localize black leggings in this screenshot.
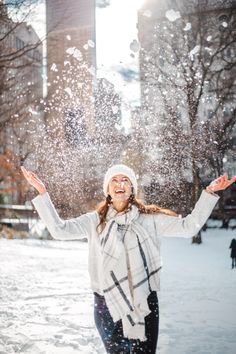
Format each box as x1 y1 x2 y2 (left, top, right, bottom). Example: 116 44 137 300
94 291 159 354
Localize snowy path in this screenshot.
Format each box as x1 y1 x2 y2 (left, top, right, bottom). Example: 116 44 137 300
0 229 236 354
159 229 236 354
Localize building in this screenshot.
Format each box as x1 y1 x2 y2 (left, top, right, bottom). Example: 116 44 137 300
0 3 43 203
46 0 96 140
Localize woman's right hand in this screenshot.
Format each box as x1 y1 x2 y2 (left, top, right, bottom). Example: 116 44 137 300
21 166 47 195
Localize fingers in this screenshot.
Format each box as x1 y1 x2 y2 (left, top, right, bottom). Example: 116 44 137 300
229 176 236 185
21 166 27 175
21 166 30 180
21 167 38 183
232 176 236 182
218 174 228 183
215 174 236 191
31 172 41 182
21 166 46 194
209 174 235 192
21 167 35 179
217 174 235 184
21 166 31 177
221 175 236 185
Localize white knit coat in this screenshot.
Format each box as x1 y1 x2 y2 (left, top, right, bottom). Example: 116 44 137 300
32 190 219 295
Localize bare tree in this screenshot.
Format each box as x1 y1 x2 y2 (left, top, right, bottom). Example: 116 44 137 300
0 0 44 203
0 0 43 126
137 0 236 231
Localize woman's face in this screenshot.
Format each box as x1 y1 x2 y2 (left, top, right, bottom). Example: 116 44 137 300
108 174 132 202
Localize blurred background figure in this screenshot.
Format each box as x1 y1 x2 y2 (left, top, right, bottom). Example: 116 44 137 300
229 238 236 269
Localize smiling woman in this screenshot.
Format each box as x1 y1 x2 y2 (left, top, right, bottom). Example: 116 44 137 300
21 163 236 354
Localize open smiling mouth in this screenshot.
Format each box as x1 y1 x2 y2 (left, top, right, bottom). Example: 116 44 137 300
115 190 125 194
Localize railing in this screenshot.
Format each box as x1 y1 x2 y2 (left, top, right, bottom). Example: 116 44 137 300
0 204 38 230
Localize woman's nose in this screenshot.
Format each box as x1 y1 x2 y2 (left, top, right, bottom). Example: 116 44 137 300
115 181 124 187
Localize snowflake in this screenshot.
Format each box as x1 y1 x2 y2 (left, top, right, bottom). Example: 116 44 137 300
165 9 181 22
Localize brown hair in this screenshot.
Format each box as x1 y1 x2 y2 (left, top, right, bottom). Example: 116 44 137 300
96 194 177 233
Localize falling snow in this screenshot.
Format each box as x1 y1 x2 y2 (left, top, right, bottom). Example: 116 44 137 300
189 45 200 60
130 39 140 53
64 87 73 98
50 63 58 72
183 22 191 31
143 9 152 18
87 40 95 48
112 105 119 114
165 9 181 22
66 47 83 61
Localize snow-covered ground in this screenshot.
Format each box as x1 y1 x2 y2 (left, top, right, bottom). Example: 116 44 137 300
0 228 235 354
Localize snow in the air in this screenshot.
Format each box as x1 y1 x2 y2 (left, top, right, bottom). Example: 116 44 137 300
189 45 201 61
143 9 152 18
1 228 235 354
183 23 192 31
130 39 140 53
165 9 181 22
87 40 95 48
65 47 83 62
50 63 58 72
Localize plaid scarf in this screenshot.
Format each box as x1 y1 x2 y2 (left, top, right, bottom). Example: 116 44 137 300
100 205 161 341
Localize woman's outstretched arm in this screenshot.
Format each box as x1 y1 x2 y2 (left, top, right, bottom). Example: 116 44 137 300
21 166 97 240
21 166 47 195
153 174 236 238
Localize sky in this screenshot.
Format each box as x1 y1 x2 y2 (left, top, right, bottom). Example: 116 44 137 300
96 0 142 108
96 0 142 67
96 0 144 127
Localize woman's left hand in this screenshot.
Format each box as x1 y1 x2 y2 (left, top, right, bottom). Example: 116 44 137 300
206 174 236 193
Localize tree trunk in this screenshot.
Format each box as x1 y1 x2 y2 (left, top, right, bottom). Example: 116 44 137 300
192 160 202 244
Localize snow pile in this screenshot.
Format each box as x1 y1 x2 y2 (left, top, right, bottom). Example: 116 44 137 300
0 229 235 354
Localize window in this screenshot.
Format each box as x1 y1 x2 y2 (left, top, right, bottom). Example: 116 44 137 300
224 47 234 60
34 50 42 62
223 107 230 118
218 14 230 32
15 37 25 50
207 109 214 119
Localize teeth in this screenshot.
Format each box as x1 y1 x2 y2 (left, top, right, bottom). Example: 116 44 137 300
116 190 124 193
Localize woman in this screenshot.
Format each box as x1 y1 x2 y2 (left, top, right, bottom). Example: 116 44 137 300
21 164 236 354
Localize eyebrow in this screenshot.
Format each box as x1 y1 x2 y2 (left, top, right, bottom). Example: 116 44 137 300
111 177 129 180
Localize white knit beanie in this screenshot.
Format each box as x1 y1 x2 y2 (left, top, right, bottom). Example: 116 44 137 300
103 164 138 196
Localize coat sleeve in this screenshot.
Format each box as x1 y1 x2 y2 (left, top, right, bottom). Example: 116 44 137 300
153 190 220 238
32 192 98 240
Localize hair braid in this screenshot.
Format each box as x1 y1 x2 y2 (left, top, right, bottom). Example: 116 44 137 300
96 194 177 234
